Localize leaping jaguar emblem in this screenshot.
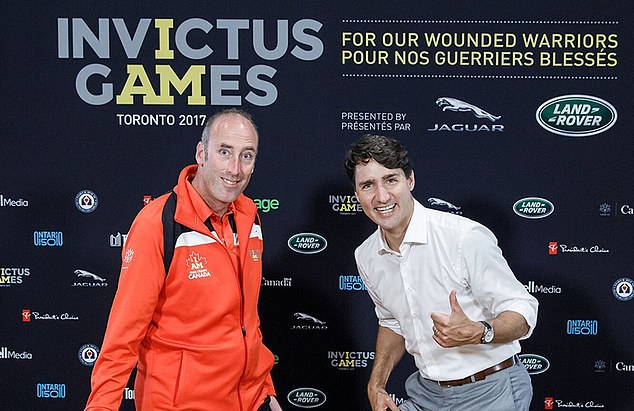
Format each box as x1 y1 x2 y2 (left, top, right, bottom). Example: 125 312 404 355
435 97 501 122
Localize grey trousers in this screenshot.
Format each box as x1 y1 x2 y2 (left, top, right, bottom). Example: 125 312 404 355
399 361 533 411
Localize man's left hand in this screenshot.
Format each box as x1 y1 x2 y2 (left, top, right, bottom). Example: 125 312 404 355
430 290 483 347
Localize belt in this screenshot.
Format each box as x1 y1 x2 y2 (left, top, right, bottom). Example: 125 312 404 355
434 355 518 387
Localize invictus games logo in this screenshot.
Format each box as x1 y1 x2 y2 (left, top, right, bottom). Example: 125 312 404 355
428 97 504 132
612 277 634 301
288 233 327 254
78 344 100 366
328 351 374 370
329 194 362 215
519 354 550 375
75 190 98 213
0 267 30 287
287 387 327 408
57 17 324 107
513 197 554 219
536 95 617 137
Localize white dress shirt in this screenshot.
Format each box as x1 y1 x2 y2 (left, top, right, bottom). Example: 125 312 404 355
355 199 538 381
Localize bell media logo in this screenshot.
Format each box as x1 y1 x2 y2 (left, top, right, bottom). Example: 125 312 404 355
75 189 98 213
612 277 634 301
536 95 617 137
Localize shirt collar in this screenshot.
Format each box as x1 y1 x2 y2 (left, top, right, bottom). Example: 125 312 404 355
377 198 428 254
185 174 235 225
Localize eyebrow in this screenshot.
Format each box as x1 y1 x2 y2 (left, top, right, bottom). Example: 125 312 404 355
218 143 257 152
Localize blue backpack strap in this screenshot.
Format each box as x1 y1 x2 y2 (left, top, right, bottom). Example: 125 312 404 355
161 191 180 276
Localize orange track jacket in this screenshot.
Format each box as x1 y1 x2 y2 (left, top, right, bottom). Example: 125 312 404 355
85 165 276 411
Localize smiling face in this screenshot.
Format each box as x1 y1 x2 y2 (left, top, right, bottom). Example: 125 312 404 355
192 113 258 215
354 159 415 247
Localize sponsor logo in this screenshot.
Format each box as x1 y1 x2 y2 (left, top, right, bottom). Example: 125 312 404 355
186 251 211 280
519 354 550 375
524 281 561 294
544 398 606 408
328 351 374 370
33 231 63 247
594 360 607 373
287 387 327 408
536 95 617 137
621 204 634 215
288 233 327 254
249 249 261 261
339 275 366 291
110 232 128 247
612 278 634 301
616 361 634 372
598 203 612 217
513 197 554 219
143 195 154 206
124 387 135 400
291 312 327 330
123 248 135 266
23 310 79 321
0 194 29 207
0 267 30 287
427 197 462 215
75 189 99 213
254 198 280 213
429 97 503 132
548 242 610 254
262 276 293 287
72 269 108 287
566 320 598 335
0 346 33 360
544 397 554 410
36 383 67 398
78 344 99 366
329 194 362 215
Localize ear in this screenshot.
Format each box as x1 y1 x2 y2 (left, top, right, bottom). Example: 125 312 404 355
195 142 205 165
408 170 415 191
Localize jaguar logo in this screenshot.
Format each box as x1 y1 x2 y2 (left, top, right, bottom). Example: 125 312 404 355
435 97 501 122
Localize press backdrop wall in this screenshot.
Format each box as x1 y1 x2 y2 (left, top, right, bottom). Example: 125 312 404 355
1 1 633 410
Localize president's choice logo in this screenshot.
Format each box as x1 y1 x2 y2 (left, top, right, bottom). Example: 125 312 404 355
536 95 617 137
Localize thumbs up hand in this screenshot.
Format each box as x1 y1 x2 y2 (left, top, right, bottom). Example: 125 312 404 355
430 290 483 348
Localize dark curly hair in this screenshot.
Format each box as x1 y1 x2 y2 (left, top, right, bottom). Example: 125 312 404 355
344 134 413 185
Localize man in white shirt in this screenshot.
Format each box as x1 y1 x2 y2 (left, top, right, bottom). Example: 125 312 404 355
344 134 538 411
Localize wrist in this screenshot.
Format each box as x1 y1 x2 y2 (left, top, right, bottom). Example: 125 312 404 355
479 320 494 344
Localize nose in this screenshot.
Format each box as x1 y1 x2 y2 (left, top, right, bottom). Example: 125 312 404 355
227 155 240 175
375 184 390 203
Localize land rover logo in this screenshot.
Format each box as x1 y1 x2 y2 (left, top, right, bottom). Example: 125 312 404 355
513 197 554 219
519 354 550 375
536 95 617 137
287 387 327 408
288 233 327 254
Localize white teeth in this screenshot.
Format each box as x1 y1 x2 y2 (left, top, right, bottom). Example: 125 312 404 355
222 177 239 185
376 204 396 212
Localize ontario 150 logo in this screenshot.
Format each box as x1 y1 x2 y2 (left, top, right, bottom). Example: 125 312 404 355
513 197 554 219
288 233 327 254
536 95 617 137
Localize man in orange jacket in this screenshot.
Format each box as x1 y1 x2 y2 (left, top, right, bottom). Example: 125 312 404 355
85 109 282 411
